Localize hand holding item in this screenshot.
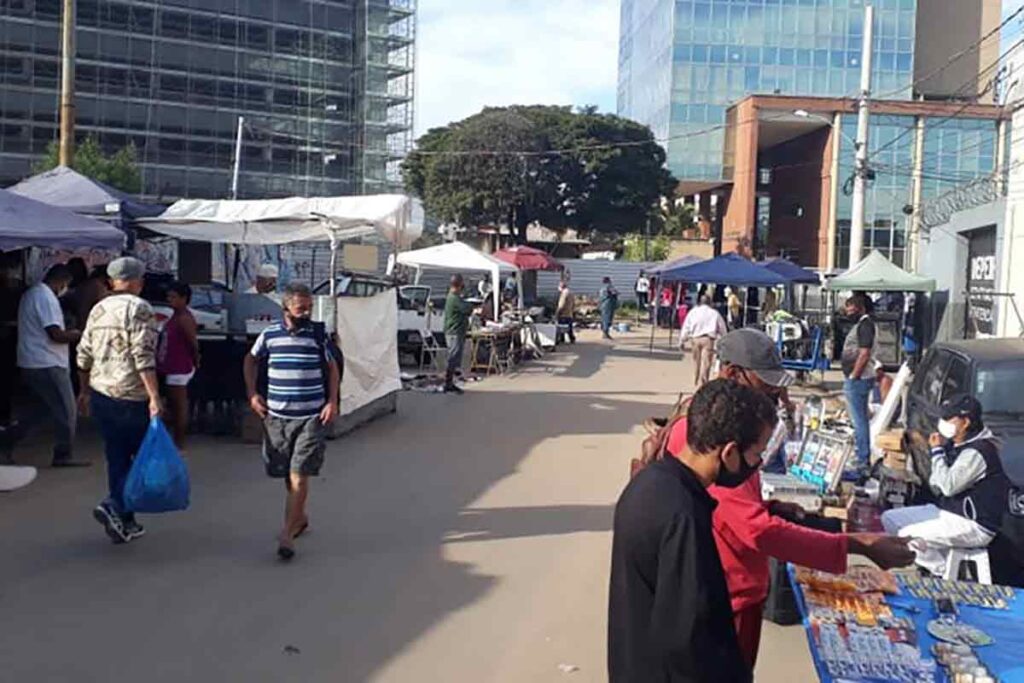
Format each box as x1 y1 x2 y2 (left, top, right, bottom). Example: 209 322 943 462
854 534 916 570
148 397 163 418
249 393 268 419
928 432 944 448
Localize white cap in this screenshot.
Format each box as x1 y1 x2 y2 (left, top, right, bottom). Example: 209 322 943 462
257 263 279 279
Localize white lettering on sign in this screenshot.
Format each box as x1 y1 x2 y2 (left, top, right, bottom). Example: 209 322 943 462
970 255 996 282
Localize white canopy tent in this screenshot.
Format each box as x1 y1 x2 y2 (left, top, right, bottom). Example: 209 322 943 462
140 194 420 297
392 241 518 316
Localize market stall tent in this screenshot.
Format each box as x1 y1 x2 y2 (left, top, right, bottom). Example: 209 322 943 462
646 254 704 276
0 188 125 251
760 257 821 284
393 241 518 316
7 166 164 223
826 250 936 292
493 245 563 271
658 252 787 286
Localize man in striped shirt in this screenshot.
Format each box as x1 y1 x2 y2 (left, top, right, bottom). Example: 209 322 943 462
244 282 339 560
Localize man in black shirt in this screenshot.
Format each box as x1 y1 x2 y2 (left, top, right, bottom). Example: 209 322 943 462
840 294 876 473
608 379 778 683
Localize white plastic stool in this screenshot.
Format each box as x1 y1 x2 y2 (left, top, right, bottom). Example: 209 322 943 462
943 547 992 584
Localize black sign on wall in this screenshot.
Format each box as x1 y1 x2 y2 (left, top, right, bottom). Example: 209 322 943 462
965 225 997 339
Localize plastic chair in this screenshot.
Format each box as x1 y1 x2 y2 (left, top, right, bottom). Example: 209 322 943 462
943 547 992 584
776 325 830 380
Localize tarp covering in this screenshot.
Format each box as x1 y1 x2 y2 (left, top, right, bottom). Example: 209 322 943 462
760 258 821 284
493 245 563 271
659 252 787 286
0 188 126 251
646 254 705 276
140 195 418 247
826 250 935 292
335 289 402 416
394 241 517 315
7 166 164 220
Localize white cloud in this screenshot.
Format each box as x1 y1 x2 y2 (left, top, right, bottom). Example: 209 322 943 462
414 0 620 135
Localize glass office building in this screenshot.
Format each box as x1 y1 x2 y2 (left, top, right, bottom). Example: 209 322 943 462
0 0 415 200
619 0 917 181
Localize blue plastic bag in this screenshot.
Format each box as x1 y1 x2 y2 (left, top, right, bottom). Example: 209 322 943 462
123 417 190 513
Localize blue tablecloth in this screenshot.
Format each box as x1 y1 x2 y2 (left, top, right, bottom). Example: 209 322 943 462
788 564 1024 682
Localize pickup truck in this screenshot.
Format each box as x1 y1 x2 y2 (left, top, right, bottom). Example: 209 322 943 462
905 339 1024 486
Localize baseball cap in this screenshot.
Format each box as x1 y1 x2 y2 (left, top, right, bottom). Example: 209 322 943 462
715 328 794 388
106 256 145 281
940 393 983 422
257 263 279 279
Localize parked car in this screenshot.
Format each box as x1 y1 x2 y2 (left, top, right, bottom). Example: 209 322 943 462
905 339 1024 486
396 285 446 364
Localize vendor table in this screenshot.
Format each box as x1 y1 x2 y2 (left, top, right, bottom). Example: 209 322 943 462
788 564 1024 682
468 324 521 375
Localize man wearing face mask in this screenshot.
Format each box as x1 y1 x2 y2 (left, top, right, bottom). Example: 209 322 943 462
244 282 339 560
15 263 88 467
609 379 778 683
882 395 1014 579
660 329 914 668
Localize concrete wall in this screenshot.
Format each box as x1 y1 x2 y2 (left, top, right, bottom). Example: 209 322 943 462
914 0 999 103
917 200 1005 343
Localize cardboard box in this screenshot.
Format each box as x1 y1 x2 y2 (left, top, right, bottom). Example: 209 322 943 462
875 429 905 453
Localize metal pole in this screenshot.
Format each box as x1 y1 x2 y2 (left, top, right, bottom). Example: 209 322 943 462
230 115 244 200
849 4 874 268
58 0 76 167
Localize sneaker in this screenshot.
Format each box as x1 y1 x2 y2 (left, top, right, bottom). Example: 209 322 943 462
123 519 146 541
443 384 464 395
92 502 128 544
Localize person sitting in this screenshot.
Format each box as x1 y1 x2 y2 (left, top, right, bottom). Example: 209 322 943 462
882 394 1014 580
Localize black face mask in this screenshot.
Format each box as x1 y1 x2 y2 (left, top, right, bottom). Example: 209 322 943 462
285 311 312 329
715 448 760 488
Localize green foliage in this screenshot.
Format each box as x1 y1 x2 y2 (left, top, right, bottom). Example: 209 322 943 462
34 136 142 194
656 201 697 237
622 233 670 262
402 106 677 240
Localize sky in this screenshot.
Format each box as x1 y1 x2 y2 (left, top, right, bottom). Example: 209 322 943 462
413 0 620 135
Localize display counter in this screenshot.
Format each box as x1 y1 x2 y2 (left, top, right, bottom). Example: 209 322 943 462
789 564 1024 682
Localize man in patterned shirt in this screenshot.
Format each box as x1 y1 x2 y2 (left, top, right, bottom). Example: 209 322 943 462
244 282 339 560
77 256 162 544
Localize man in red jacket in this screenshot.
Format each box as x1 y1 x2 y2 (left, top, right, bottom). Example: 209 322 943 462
666 329 914 668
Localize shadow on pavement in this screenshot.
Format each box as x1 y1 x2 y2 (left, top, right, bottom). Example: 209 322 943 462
0 352 660 682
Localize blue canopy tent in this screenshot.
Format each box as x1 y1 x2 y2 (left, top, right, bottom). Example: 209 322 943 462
646 253 704 276
0 188 125 251
7 166 164 227
760 257 820 285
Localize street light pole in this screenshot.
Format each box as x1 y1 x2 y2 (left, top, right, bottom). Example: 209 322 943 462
58 0 76 167
230 115 244 200
849 4 874 267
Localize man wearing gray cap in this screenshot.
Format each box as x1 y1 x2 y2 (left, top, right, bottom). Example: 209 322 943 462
650 329 914 667
77 256 162 544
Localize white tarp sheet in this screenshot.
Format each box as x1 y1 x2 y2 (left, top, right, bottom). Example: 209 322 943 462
394 241 518 315
335 289 401 416
140 194 421 247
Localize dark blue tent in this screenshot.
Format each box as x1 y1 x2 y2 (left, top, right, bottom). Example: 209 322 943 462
646 254 704 276
658 252 786 286
7 166 164 223
760 257 820 284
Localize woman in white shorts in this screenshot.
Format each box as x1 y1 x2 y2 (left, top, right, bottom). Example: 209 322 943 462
158 282 199 449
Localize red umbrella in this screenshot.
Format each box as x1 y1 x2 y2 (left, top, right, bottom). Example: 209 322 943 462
493 245 564 271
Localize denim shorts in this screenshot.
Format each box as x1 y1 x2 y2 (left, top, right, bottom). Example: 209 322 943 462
262 415 326 478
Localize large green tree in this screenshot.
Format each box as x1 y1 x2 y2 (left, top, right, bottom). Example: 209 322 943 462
403 106 676 242
35 136 142 194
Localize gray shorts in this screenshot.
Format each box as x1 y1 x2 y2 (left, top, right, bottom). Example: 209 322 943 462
262 415 326 478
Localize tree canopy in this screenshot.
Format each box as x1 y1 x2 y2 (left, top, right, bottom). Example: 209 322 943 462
402 106 676 241
35 136 143 194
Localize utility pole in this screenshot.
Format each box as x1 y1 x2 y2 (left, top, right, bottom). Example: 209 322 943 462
849 3 874 267
230 115 244 200
58 0 76 166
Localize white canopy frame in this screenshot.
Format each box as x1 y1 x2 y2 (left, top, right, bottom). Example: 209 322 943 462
391 241 520 317
140 194 419 304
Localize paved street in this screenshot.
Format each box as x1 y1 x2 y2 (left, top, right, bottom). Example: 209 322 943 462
1 329 816 682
